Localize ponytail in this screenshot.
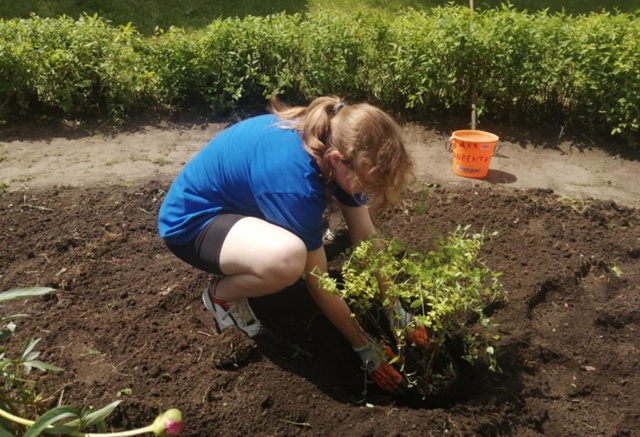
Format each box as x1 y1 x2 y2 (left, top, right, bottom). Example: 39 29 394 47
270 96 343 182
270 96 414 209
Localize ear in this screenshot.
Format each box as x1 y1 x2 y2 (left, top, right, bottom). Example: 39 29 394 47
327 149 343 167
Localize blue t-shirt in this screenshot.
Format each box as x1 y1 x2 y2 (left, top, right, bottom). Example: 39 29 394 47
159 114 334 251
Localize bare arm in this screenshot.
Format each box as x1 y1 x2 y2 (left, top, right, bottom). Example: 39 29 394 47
305 246 408 393
340 204 388 296
339 204 377 245
310 205 415 392
341 204 429 346
303 204 393 348
304 246 369 348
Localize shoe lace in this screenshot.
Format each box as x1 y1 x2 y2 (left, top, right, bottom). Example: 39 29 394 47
229 299 258 325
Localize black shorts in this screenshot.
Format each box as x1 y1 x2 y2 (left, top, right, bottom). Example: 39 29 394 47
165 214 245 275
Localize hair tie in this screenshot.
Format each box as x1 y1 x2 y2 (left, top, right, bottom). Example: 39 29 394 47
332 102 345 114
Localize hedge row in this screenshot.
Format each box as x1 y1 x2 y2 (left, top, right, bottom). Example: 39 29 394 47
1 7 638 138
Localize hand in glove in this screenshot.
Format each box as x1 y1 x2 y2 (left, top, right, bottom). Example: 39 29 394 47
406 325 429 346
387 300 429 347
354 342 407 395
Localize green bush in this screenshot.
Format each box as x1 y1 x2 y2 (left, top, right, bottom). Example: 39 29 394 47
146 13 303 111
0 14 159 121
0 7 638 139
297 11 389 102
196 14 303 110
568 13 640 135
318 226 506 400
386 8 474 114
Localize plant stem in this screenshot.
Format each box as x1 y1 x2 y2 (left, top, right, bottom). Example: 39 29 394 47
69 425 155 437
0 406 156 436
0 406 34 426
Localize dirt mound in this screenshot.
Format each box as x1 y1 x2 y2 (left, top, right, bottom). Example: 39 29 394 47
1 181 638 436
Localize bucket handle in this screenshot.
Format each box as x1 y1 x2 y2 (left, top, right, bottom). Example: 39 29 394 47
445 136 454 153
446 136 501 156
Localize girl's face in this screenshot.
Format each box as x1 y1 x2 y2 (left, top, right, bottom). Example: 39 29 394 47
328 150 366 196
334 160 365 195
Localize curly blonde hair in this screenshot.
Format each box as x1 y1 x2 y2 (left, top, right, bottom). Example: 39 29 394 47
270 96 415 209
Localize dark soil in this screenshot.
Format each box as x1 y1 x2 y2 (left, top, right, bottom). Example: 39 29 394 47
1 181 639 436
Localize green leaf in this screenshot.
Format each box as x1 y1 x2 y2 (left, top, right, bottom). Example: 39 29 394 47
24 351 41 361
74 401 122 428
25 360 64 372
0 425 15 437
24 406 80 437
0 288 55 303
117 388 133 397
21 338 41 359
1 315 28 323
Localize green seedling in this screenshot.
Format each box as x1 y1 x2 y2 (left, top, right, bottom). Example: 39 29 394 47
1 287 184 436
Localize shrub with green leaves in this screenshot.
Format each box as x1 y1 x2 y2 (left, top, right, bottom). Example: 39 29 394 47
1 7 639 140
145 13 303 112
195 13 304 110
319 226 506 398
0 14 159 122
298 10 395 103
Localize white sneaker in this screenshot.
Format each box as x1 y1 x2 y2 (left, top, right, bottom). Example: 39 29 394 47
202 279 263 338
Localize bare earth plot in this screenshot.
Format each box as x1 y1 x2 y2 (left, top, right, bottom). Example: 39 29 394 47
1 118 639 436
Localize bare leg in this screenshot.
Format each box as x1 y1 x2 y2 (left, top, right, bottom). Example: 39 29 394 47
214 217 307 301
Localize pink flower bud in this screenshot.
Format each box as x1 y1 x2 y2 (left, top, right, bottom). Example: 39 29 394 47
153 408 184 437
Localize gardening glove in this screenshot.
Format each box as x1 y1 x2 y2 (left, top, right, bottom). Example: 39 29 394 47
387 300 429 347
354 342 407 395
406 325 429 346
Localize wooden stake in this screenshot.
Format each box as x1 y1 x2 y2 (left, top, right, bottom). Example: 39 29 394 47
470 0 477 130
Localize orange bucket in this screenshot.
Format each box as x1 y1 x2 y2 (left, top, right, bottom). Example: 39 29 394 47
449 130 499 178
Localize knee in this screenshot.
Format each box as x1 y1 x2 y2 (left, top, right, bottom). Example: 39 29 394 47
264 240 307 288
